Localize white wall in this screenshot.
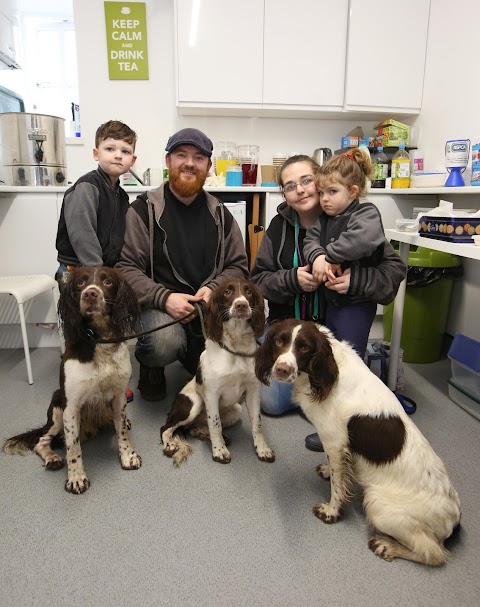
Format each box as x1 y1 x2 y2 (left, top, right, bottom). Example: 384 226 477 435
413 0 480 173
69 0 379 183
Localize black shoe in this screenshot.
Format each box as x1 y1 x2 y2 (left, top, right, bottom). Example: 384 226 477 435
138 365 166 401
305 433 324 452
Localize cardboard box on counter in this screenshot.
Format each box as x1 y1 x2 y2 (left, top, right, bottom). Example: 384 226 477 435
374 119 410 147
341 126 365 149
341 136 372 149
341 135 359 148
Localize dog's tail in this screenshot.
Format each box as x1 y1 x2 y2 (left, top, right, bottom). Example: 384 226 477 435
171 435 193 466
161 424 193 466
3 425 50 455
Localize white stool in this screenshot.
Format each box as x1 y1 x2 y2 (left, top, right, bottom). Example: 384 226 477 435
0 275 58 384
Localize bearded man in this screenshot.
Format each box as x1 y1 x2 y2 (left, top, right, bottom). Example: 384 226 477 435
117 128 248 400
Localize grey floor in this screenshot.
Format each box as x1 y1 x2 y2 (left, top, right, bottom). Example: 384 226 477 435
0 346 479 607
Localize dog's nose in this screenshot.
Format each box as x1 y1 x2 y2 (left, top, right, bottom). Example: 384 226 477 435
274 362 293 380
82 287 99 301
234 300 249 313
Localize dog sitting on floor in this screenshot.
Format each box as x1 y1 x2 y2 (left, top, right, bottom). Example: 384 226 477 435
161 278 275 466
255 318 461 566
3 266 142 494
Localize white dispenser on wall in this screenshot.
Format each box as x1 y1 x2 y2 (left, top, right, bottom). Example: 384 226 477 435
445 139 470 187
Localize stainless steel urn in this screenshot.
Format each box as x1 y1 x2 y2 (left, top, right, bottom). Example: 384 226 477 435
0 112 67 186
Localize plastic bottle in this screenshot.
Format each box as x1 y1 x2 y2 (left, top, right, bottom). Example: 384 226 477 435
391 143 411 188
371 146 389 188
358 143 372 188
358 142 370 158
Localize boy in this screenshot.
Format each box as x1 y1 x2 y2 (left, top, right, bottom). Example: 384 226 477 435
55 120 137 283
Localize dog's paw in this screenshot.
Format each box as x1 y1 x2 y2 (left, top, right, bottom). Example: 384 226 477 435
257 447 275 463
212 445 231 464
368 535 396 562
163 442 178 457
65 473 90 494
45 453 64 470
312 502 341 524
316 463 330 480
120 451 142 470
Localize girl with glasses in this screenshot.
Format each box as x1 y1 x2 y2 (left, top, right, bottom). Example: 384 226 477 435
250 153 405 452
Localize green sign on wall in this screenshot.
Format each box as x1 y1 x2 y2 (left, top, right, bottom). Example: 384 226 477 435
104 1 149 80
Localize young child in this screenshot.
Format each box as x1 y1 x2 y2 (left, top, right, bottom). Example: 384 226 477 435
55 119 137 283
303 148 393 360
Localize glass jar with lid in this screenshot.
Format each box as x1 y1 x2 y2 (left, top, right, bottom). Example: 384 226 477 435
238 144 260 185
214 141 237 178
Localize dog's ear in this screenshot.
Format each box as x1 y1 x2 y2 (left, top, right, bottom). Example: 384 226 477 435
58 271 84 342
250 283 266 339
308 331 339 402
111 272 141 335
205 287 224 343
254 328 276 385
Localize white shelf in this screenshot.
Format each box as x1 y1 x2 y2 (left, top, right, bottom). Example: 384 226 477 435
370 186 480 195
385 229 480 261
1 184 479 197
65 137 84 145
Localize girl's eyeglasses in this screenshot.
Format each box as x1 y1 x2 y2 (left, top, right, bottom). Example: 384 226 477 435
282 176 315 193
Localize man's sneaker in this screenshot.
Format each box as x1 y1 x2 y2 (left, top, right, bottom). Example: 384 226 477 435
138 365 166 401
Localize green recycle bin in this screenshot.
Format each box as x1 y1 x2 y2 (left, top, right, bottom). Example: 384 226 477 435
383 247 462 363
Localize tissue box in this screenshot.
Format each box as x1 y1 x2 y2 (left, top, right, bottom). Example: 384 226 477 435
374 119 410 147
419 215 480 243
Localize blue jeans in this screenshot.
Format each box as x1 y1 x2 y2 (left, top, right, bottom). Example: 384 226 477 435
258 327 298 416
135 308 205 374
325 300 377 359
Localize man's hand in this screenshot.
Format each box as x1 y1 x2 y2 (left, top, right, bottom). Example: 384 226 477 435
196 286 213 305
165 293 204 324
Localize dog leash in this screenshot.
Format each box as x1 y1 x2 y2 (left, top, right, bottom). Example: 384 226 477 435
85 303 205 344
88 301 259 358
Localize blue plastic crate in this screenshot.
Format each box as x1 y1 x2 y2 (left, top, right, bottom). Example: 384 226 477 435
447 332 480 401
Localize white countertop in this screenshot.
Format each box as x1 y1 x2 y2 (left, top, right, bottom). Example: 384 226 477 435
0 185 281 194
1 185 480 195
385 229 480 260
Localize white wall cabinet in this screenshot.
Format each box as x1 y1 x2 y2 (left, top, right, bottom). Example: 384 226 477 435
345 0 430 113
175 0 264 108
262 0 348 110
176 0 430 117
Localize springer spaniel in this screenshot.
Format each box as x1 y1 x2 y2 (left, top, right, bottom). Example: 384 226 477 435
3 267 142 494
161 278 275 466
255 319 461 566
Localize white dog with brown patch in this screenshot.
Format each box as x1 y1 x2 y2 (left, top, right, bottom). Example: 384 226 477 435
255 318 461 566
161 279 275 466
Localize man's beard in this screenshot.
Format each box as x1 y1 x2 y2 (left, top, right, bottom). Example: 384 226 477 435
169 166 208 198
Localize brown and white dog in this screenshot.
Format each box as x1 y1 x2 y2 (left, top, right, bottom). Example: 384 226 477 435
161 278 275 466
255 319 461 566
3 266 142 494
